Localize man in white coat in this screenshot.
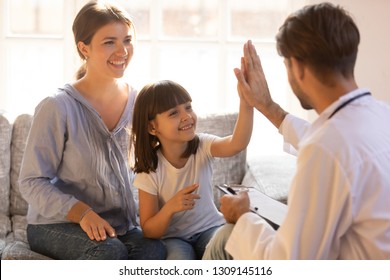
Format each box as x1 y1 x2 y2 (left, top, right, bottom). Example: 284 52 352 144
203 2 390 259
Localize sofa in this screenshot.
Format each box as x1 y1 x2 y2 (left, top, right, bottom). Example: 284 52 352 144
0 112 295 260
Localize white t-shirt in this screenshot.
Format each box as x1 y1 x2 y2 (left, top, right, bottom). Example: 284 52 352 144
134 133 225 239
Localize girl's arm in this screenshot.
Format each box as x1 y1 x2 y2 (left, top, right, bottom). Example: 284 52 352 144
139 184 200 239
210 58 254 158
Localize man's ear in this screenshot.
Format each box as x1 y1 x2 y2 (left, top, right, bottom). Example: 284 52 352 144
77 41 89 60
290 57 305 80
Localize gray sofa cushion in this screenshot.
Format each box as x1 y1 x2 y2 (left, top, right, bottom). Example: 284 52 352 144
197 113 247 185
0 115 11 215
10 114 33 217
196 113 247 206
11 215 28 243
3 114 34 258
0 239 6 258
2 241 51 260
0 115 12 241
0 214 11 241
242 154 296 203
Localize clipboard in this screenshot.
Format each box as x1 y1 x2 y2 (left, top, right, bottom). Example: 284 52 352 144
215 184 287 230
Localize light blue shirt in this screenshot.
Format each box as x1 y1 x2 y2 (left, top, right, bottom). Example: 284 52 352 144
19 84 138 235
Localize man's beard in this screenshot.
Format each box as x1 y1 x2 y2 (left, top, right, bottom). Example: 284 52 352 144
289 74 312 110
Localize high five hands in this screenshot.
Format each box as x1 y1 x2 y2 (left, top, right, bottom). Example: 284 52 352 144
235 40 287 128
233 40 273 113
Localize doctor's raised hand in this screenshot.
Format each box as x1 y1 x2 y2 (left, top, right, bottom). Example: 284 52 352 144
235 40 288 129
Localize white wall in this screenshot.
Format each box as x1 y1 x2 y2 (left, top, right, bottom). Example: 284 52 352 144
309 0 390 103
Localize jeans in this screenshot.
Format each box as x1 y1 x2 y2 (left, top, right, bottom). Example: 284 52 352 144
202 223 234 260
27 223 166 260
163 225 222 260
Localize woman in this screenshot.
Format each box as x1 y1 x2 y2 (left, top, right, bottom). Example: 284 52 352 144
18 1 166 260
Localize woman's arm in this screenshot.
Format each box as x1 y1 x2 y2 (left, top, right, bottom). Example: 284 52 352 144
18 96 116 241
18 97 77 218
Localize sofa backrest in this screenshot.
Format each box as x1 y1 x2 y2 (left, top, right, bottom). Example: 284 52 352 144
196 113 247 206
0 115 12 240
197 113 247 186
10 114 33 217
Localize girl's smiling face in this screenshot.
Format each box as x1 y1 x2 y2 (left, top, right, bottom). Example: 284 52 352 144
78 21 134 79
150 101 197 146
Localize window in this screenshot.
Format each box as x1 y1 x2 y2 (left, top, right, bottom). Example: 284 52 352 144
0 0 307 158
0 0 76 121
9 0 64 35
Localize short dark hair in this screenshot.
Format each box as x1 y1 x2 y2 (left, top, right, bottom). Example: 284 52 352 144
276 2 360 83
132 80 199 174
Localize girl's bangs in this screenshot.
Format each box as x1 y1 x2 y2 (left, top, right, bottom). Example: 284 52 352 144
152 82 192 116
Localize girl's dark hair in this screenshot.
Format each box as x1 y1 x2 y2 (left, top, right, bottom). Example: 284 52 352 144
72 1 135 79
276 2 360 84
132 80 199 174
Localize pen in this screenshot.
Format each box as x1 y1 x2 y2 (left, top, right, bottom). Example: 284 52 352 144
226 186 237 195
225 185 279 230
226 186 249 195
227 186 258 211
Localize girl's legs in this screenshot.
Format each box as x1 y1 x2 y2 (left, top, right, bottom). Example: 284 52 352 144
118 227 166 260
163 238 196 260
162 225 225 260
191 225 224 259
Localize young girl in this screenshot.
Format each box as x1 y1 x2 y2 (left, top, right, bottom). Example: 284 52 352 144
18 1 166 260
131 79 253 259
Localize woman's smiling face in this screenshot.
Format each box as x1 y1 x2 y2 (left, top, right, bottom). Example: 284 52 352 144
82 21 134 79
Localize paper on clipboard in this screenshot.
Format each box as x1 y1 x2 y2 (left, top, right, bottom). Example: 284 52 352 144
215 184 287 226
